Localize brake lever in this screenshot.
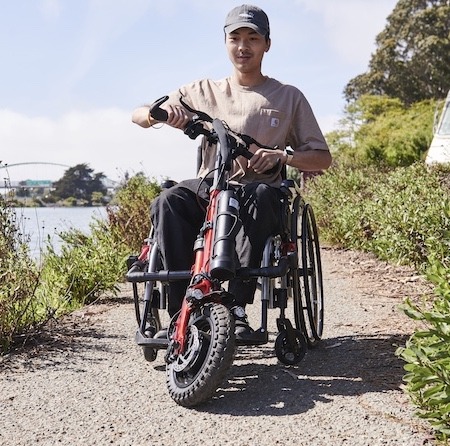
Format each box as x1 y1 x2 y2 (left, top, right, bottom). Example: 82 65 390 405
179 97 213 123
234 143 253 160
184 121 211 140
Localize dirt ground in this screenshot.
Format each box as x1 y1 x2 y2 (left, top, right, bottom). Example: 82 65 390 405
0 247 437 446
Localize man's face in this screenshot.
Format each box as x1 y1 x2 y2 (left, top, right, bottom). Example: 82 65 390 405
225 27 271 73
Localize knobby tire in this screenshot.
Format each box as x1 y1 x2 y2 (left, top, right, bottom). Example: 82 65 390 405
166 303 235 407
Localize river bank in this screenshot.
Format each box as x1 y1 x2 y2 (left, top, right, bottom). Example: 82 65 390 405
15 206 107 258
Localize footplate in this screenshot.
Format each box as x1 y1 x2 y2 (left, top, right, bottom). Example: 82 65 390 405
135 329 169 350
236 328 269 346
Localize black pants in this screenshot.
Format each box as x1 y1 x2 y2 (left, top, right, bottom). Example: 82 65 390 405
151 178 284 316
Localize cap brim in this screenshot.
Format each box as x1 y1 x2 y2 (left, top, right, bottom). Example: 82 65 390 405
224 22 265 36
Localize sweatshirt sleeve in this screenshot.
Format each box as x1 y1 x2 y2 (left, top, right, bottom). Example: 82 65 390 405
288 92 329 152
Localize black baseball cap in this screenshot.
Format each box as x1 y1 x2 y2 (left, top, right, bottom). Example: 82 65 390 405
224 4 270 38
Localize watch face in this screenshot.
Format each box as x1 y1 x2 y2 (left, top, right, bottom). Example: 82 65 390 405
233 306 246 318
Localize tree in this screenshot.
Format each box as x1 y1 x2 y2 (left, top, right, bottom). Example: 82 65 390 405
344 0 450 104
328 95 436 167
51 164 106 204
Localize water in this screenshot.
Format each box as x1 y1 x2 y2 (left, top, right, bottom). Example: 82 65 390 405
16 207 108 258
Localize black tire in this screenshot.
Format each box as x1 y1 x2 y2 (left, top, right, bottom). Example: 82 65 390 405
290 198 324 347
289 196 309 344
275 329 307 365
166 303 235 407
133 236 163 362
300 204 324 346
133 236 163 329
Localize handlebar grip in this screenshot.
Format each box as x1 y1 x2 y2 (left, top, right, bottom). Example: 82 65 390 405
149 96 169 121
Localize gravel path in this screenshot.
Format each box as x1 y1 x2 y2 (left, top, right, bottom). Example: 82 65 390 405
0 248 436 446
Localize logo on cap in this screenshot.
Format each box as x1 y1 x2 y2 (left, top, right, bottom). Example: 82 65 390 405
224 5 270 37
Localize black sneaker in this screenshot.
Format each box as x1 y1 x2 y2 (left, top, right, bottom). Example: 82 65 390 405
230 306 256 343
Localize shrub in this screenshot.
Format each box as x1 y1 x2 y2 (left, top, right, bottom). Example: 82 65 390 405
107 173 161 252
38 219 127 313
1 173 162 353
396 257 450 440
0 197 40 351
35 174 162 317
328 95 436 167
305 162 450 270
305 161 450 440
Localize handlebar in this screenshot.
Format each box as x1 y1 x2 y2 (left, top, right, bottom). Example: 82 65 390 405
148 95 280 173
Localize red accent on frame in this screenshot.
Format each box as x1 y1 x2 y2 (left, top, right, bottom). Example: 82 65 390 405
138 244 150 261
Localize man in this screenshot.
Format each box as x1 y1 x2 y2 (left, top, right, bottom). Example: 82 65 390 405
132 4 331 343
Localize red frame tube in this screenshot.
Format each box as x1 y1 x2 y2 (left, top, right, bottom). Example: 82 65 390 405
172 188 220 353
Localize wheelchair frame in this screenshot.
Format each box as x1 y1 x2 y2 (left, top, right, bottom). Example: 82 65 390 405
127 176 324 365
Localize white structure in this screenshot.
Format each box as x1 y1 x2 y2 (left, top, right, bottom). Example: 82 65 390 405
425 90 450 165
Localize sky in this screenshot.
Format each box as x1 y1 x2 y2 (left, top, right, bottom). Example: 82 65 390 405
0 0 398 184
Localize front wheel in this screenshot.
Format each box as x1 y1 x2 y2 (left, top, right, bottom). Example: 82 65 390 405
275 329 307 365
166 303 235 407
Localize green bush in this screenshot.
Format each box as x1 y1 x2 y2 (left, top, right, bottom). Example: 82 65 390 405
36 174 162 315
396 257 450 440
107 173 161 252
0 198 40 350
305 162 450 440
305 162 450 269
328 95 435 167
38 221 127 313
0 174 161 353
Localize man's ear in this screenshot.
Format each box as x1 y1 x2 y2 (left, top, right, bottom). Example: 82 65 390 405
265 38 271 52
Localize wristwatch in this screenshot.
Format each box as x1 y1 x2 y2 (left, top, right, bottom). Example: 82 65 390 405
284 147 294 166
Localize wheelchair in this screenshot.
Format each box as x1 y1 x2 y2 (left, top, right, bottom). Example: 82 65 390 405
127 175 323 357
126 96 324 406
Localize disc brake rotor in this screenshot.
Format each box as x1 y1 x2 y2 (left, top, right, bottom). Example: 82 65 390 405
172 325 201 372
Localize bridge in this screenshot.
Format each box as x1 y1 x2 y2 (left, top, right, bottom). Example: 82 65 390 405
0 162 71 170
0 162 70 188
0 161 117 189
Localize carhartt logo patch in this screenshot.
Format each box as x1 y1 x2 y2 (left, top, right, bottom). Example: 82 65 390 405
271 117 279 128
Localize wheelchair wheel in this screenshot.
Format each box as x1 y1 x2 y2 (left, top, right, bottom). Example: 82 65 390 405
300 204 324 346
275 329 307 365
166 303 235 407
290 198 323 347
133 239 164 361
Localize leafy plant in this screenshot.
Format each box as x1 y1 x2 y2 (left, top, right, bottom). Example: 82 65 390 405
305 162 450 269
327 95 435 168
37 223 125 317
0 196 40 351
305 161 450 441
396 257 450 440
0 173 162 353
107 173 161 252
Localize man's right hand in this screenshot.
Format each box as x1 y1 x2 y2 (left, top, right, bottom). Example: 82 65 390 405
164 105 190 129
131 105 190 129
